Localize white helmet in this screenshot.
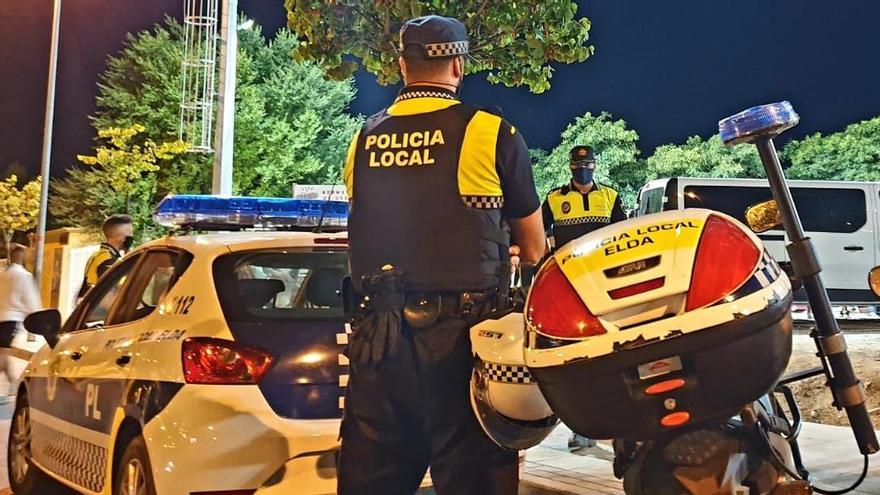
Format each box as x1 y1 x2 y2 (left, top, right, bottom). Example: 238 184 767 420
470 312 559 450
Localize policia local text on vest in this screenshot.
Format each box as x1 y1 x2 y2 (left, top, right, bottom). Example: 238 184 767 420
542 146 627 249
339 15 544 495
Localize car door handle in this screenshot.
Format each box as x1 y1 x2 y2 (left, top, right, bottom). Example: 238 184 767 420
70 351 83 361
116 354 132 367
844 245 864 251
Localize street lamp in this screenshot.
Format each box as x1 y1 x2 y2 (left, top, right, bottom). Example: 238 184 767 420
34 0 63 285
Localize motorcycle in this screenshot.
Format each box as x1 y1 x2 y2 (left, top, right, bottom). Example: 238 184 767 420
469 102 878 495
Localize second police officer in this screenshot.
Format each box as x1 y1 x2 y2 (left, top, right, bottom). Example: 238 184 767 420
340 15 545 495
542 145 627 250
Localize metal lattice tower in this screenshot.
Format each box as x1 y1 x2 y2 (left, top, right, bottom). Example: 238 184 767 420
179 0 219 153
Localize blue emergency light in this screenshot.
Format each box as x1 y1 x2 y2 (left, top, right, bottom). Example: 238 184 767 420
719 101 800 146
153 195 348 229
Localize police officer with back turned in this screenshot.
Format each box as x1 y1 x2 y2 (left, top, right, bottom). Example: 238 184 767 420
543 145 627 250
340 15 545 495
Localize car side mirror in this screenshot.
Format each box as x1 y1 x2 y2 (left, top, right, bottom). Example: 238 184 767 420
745 199 783 233
870 266 880 298
24 309 62 348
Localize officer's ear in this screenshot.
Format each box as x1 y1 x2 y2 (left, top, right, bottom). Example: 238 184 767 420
452 56 463 78
399 56 408 79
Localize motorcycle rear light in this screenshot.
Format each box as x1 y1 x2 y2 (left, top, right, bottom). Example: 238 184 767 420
527 258 605 339
645 378 686 395
685 215 760 312
608 277 665 300
660 411 691 428
183 337 274 385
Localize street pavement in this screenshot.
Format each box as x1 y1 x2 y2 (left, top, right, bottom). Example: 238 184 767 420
0 411 875 494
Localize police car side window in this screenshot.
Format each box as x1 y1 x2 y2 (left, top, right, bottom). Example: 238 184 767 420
77 254 143 331
107 249 192 326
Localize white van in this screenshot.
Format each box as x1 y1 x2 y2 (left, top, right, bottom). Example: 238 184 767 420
636 178 880 304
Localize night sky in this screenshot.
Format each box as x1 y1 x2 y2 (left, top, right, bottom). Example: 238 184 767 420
3 0 880 181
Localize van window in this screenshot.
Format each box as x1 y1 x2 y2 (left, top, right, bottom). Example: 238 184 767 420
638 187 666 216
682 186 866 233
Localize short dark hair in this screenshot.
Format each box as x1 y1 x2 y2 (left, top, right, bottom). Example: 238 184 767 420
9 243 26 263
102 214 132 236
401 52 456 80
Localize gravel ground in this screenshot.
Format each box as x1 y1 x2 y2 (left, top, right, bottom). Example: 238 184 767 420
787 332 880 427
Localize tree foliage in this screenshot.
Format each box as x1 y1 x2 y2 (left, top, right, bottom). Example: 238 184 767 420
54 18 361 238
88 17 360 199
233 26 362 196
52 125 186 242
532 112 642 207
0 175 42 258
644 134 764 182
285 0 593 94
76 125 188 211
781 116 880 181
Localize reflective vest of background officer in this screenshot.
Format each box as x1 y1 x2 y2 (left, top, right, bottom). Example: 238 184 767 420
78 214 134 298
340 15 545 495
542 146 627 250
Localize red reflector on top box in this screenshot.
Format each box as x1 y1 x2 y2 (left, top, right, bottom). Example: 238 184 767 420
608 277 665 300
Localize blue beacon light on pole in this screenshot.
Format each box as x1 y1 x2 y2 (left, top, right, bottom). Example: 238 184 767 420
153 195 349 229
720 101 879 456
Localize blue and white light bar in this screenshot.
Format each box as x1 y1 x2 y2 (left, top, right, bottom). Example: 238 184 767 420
154 195 348 229
719 101 800 146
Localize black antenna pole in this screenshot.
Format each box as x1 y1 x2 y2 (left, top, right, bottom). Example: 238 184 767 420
313 181 340 234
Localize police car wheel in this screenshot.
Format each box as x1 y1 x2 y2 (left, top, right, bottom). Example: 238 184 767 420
114 436 157 495
7 392 69 495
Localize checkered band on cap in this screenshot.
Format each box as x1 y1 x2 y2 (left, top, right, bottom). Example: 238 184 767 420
425 40 469 58
462 195 505 209
483 362 534 384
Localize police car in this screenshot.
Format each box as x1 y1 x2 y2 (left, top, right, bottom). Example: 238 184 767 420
9 196 367 495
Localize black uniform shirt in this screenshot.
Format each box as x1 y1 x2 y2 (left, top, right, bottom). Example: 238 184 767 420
344 85 540 290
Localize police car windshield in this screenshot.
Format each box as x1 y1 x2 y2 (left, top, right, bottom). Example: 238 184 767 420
213 250 348 322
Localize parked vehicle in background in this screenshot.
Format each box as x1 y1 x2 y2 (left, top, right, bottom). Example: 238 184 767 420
636 177 880 304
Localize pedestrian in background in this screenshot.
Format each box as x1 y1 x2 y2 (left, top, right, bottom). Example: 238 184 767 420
0 244 41 396
79 214 134 298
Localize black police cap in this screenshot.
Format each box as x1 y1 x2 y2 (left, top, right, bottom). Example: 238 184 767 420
399 15 470 59
569 146 595 165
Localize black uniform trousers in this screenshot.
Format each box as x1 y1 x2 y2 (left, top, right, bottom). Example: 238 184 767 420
338 314 518 495
0 321 17 348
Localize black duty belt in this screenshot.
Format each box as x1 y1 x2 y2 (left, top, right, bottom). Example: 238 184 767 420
353 289 500 329
403 290 498 327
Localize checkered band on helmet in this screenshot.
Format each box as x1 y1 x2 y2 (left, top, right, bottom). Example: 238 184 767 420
483 362 534 384
425 40 469 58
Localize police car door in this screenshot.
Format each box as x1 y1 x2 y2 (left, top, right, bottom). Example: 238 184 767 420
63 248 189 491
26 252 142 493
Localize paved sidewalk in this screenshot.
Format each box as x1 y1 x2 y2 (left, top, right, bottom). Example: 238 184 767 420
0 415 875 494
522 422 880 495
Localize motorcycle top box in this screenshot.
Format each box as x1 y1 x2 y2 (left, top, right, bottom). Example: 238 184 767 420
524 208 794 441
